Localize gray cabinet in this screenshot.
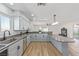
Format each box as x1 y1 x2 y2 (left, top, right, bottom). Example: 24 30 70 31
8 42 17 56
8 39 23 56
50 36 63 54
23 36 27 51
29 34 49 41
17 40 23 56
27 35 31 46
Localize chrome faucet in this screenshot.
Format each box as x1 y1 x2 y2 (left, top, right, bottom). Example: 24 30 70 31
3 30 11 40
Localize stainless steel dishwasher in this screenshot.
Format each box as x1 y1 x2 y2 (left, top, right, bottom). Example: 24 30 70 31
0 45 8 56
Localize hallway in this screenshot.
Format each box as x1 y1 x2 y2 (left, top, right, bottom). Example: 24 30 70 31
23 41 62 56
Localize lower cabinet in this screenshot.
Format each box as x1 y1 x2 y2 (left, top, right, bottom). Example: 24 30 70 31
27 35 31 46
8 40 23 56
50 36 63 54
23 37 27 51
29 34 49 41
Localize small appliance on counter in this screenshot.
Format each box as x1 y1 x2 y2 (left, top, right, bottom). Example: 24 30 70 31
26 28 29 33
59 27 67 37
38 30 42 33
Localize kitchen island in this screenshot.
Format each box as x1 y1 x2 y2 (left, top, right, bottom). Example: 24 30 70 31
49 34 75 56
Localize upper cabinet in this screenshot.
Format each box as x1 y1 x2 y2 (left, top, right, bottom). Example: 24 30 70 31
13 16 20 30
13 16 29 30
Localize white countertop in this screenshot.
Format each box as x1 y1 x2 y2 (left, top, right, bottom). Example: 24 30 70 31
51 34 75 43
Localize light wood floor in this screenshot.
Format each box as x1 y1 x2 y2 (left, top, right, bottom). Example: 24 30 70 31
68 39 79 56
23 41 62 56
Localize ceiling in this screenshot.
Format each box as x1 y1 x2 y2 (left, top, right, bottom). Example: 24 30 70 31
3 3 79 24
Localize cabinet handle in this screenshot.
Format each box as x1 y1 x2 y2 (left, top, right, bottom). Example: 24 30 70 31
17 46 20 50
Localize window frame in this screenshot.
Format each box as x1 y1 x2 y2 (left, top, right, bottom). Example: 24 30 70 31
0 12 11 32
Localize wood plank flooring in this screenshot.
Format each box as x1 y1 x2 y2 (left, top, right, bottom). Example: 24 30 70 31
68 39 79 56
23 41 62 56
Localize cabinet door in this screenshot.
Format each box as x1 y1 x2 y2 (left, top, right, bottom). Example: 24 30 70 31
13 16 29 30
19 17 28 30
19 17 24 30
27 35 31 46
23 37 27 51
8 42 18 56
13 16 20 30
17 40 23 56
8 40 23 56
42 34 45 41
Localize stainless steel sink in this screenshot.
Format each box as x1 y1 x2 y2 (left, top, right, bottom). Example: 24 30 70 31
0 38 17 44
0 45 5 48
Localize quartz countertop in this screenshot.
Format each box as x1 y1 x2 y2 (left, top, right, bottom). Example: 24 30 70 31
51 34 75 43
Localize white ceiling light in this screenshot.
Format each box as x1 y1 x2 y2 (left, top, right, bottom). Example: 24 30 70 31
52 14 59 25
52 21 59 25
39 27 42 30
31 14 34 16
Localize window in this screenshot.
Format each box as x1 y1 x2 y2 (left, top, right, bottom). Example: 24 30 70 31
73 24 79 39
0 16 10 31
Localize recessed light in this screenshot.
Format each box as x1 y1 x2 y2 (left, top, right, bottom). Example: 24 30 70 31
39 27 42 30
31 14 34 16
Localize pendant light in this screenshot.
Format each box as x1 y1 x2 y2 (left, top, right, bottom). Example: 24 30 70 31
52 14 59 25
37 3 46 6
